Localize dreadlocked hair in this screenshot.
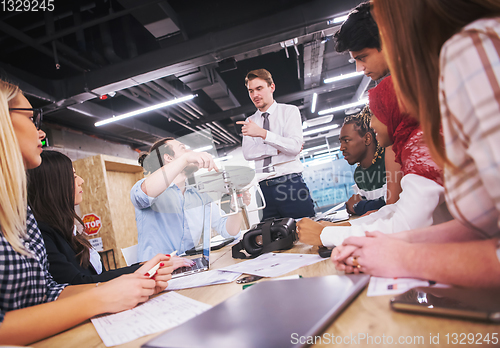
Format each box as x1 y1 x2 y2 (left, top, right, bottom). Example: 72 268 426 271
343 105 384 165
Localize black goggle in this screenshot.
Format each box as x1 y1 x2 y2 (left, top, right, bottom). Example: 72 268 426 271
9 108 43 130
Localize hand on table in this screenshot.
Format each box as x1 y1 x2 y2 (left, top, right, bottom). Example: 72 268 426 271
95 273 156 313
346 194 362 215
136 254 190 294
334 231 413 278
296 218 324 246
331 244 363 274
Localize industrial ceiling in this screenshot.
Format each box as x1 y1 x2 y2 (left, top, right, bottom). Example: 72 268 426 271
0 0 369 154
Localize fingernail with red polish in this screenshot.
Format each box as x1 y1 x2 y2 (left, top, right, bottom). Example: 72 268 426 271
160 263 164 267
144 273 149 276
166 254 170 257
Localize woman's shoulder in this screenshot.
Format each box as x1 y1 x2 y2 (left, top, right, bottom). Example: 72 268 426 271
442 17 500 55
36 220 57 236
36 221 66 245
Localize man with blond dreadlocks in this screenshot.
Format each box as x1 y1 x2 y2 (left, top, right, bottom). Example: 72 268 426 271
340 106 387 215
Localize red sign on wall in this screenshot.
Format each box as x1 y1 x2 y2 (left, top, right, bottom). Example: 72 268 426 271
83 213 102 236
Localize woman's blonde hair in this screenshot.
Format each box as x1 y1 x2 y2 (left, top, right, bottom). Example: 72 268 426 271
0 80 29 255
372 0 500 168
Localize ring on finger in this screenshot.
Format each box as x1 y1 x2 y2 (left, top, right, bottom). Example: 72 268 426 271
352 256 361 269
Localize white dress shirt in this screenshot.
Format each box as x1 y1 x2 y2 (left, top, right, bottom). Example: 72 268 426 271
320 174 452 247
241 101 304 178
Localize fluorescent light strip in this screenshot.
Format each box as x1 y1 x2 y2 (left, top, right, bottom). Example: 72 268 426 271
324 71 364 84
318 98 368 116
332 15 348 23
303 144 328 153
193 145 213 152
303 124 340 136
214 155 233 162
307 158 332 167
313 148 331 156
95 94 196 127
311 93 318 114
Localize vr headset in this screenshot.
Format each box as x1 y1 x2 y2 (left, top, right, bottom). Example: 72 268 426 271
232 218 297 259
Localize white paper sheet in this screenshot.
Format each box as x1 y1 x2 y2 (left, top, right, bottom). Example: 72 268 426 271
367 276 450 297
165 270 242 291
219 253 326 277
91 292 211 347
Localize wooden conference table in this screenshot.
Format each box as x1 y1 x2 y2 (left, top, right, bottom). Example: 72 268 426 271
32 242 500 348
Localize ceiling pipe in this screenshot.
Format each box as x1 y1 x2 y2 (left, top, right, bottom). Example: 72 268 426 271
55 0 362 102
196 124 231 145
35 0 164 45
153 78 239 143
0 21 87 72
212 121 240 144
203 123 235 144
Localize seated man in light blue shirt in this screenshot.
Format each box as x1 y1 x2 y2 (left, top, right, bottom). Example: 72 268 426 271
131 137 245 261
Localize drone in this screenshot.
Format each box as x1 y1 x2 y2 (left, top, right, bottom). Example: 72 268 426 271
189 165 268 217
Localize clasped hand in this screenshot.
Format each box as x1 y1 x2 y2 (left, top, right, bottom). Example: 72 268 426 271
330 231 412 278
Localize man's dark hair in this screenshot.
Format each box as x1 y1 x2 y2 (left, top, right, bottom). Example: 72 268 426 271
334 2 381 53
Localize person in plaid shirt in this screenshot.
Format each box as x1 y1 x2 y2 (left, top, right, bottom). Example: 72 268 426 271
0 80 173 345
331 0 500 288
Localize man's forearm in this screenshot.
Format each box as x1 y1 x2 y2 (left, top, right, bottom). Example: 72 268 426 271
396 219 484 244
404 239 500 287
141 156 188 197
226 214 242 236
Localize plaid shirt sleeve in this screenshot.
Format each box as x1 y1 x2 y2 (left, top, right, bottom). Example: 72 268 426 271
439 18 500 236
0 207 67 324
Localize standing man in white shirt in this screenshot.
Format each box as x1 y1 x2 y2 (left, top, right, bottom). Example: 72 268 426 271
236 69 315 220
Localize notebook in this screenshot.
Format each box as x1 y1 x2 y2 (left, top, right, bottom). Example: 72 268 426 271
143 274 370 348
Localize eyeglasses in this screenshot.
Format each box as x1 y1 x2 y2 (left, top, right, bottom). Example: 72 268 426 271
9 108 43 130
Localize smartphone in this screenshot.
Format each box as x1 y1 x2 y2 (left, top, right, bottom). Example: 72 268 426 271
390 286 500 322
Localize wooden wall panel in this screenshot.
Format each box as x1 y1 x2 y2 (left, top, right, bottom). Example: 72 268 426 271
73 154 144 269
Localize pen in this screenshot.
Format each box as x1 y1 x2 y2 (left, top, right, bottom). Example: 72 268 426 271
147 250 177 278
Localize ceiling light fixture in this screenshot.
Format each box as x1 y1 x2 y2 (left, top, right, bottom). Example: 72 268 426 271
303 124 340 137
194 145 213 152
311 93 318 113
302 114 334 130
301 143 328 153
331 15 348 24
214 155 233 162
324 71 364 84
95 94 196 127
318 98 368 116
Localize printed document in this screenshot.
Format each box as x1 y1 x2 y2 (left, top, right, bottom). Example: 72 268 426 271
219 253 326 277
92 292 211 346
367 276 450 297
166 270 242 291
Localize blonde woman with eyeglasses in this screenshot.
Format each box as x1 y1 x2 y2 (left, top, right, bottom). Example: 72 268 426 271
0 80 173 345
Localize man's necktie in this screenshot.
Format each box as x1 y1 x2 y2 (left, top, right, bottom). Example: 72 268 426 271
262 112 271 172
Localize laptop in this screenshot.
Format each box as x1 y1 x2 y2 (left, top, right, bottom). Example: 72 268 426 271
171 203 212 279
143 274 370 348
